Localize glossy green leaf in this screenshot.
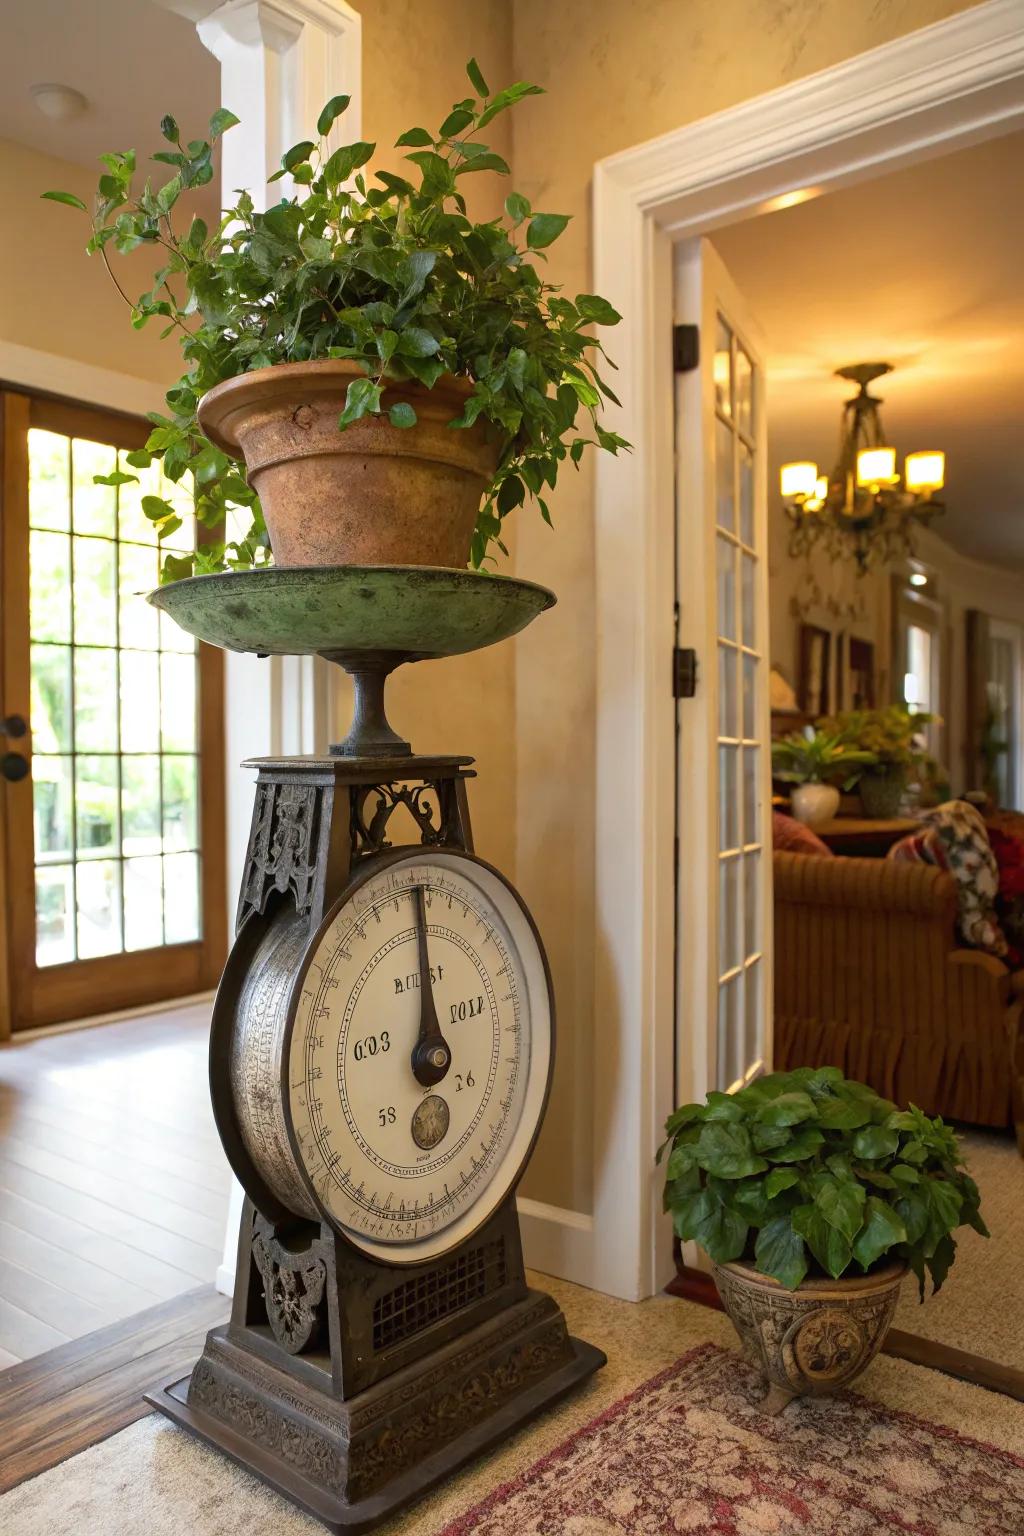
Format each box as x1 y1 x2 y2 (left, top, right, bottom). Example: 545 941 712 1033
388 402 417 428
42 190 87 210
851 1196 907 1270
754 1217 808 1290
695 1122 768 1181
527 212 570 250
317 95 351 136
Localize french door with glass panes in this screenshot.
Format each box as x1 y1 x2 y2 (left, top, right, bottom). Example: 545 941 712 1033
0 391 227 1032
674 238 773 1114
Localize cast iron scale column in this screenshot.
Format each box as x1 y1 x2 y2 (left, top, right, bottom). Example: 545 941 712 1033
146 565 604 1533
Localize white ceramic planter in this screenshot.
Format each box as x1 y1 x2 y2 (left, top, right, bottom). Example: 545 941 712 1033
790 783 839 829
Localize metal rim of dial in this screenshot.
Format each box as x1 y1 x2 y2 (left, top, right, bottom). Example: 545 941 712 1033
276 846 555 1265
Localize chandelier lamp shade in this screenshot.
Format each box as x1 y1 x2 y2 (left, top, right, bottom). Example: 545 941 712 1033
781 363 945 573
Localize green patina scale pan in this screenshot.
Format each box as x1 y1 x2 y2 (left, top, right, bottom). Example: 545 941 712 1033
148 565 555 757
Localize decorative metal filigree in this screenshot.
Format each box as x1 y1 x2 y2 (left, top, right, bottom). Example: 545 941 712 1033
239 781 320 927
351 781 458 859
252 1222 327 1354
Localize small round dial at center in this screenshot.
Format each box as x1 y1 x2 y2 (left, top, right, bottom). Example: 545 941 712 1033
412 1094 450 1150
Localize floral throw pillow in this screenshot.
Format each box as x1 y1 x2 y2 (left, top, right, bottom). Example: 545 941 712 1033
887 800 1008 959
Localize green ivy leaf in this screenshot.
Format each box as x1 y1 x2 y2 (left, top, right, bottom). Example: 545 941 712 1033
505 191 531 225
338 376 383 428
852 1125 900 1161
792 1204 852 1279
317 95 351 136
209 107 239 140
466 57 490 97
397 327 440 358
395 126 434 147
754 1217 808 1290
851 1196 907 1270
815 1175 866 1244
527 212 570 250
763 1126 826 1163
575 293 622 326
673 1188 748 1265
477 81 544 129
42 190 87 210
703 1091 743 1123
764 1167 800 1200
695 1122 768 1181
388 402 417 429
756 1091 817 1128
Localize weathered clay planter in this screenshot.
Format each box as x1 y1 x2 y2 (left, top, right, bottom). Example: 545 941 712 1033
197 359 502 568
712 1258 906 1414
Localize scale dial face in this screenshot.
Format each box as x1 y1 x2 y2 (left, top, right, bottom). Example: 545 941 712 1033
286 849 552 1263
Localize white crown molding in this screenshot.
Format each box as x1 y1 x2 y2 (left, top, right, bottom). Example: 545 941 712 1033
0 340 167 416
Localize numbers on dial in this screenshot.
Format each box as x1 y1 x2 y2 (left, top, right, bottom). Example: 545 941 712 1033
449 995 485 1025
378 1105 396 1127
454 1070 475 1092
353 1030 390 1062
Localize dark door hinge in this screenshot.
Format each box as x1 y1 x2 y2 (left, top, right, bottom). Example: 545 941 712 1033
673 646 697 699
673 324 699 373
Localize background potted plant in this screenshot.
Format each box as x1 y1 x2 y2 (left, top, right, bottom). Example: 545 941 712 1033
45 60 628 580
818 705 936 819
661 1067 986 1413
771 727 876 828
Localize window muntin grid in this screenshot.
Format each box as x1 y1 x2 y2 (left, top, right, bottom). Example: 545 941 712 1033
28 427 202 967
712 317 765 1091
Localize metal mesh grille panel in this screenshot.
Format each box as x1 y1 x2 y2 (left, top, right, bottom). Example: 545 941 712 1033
372 1239 507 1351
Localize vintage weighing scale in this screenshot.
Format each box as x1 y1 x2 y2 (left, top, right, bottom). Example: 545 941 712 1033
146 565 605 1531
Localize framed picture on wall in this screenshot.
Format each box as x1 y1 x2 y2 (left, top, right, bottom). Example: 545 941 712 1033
798 623 832 717
847 637 876 709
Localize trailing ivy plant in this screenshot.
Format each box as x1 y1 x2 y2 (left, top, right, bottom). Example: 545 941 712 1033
659 1068 986 1296
44 60 628 582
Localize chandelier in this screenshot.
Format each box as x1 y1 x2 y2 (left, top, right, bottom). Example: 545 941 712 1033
781 362 945 574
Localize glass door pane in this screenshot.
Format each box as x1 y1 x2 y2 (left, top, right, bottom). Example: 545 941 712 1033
27 426 202 968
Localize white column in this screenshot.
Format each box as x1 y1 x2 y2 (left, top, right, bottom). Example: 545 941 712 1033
195 0 362 1295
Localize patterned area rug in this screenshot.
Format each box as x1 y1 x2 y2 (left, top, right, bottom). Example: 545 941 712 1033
441 1344 1024 1536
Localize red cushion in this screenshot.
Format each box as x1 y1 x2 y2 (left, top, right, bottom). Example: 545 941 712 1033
772 811 833 857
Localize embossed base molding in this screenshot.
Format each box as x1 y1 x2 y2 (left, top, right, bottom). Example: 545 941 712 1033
148 1292 603 1532
712 1259 906 1415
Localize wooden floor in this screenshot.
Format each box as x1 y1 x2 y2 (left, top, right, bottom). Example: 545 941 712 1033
0 1283 229 1493
0 1002 232 1365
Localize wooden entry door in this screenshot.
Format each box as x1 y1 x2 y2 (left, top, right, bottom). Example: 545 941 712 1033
0 390 227 1032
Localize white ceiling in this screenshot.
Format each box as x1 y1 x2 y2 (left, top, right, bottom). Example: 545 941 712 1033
0 0 218 169
713 130 1024 570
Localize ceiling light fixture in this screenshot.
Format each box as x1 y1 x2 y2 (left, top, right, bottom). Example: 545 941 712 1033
780 362 945 574
30 83 88 121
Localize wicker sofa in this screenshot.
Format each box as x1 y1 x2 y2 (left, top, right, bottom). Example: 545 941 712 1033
773 850 1024 1147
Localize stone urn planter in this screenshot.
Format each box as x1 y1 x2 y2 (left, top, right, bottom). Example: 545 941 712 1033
712 1258 906 1414
790 782 839 829
859 768 907 819
198 359 502 568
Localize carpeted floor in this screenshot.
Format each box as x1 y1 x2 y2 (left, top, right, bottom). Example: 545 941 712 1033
5 1275 1024 1536
893 1127 1024 1363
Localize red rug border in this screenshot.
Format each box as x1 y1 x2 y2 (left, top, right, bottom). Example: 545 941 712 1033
437 1340 1024 1536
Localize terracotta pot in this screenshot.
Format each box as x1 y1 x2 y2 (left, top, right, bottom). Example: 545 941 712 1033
197 359 503 568
790 782 839 829
712 1258 906 1415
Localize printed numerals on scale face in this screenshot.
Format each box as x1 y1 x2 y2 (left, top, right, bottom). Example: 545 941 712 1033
287 851 551 1262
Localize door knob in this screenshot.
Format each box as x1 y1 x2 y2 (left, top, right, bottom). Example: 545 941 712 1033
1 752 29 782
2 715 26 739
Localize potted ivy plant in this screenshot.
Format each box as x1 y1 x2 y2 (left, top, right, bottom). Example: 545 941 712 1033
45 60 627 580
661 1067 986 1413
817 706 936 819
770 728 876 828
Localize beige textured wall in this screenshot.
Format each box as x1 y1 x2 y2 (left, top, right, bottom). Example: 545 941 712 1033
0 137 187 387
510 0 984 1210
340 1 517 873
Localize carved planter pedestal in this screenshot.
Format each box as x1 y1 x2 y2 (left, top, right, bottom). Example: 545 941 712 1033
712 1259 906 1414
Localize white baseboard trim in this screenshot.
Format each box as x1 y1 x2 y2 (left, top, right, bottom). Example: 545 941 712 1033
517 1196 598 1290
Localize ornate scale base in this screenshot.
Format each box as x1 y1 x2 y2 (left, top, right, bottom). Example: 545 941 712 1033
147 747 604 1530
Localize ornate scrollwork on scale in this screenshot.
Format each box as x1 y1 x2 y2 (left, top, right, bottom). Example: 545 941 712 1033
351 780 458 859
252 1221 327 1355
239 782 321 928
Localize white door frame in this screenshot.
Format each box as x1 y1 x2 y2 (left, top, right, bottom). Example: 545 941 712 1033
591 0 1024 1301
